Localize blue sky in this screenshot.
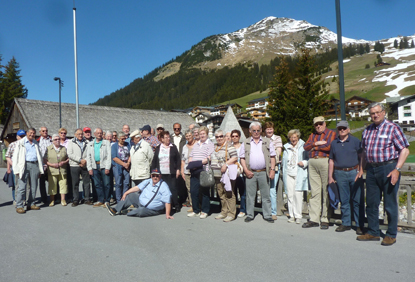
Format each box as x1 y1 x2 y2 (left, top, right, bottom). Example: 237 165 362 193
1 0 414 105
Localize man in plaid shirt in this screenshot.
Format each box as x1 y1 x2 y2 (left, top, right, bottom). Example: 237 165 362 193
303 116 336 229
356 102 409 246
140 125 160 152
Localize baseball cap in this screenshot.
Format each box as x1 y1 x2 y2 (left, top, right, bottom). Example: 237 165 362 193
156 124 164 129
140 125 151 132
313 116 325 124
336 120 349 128
17 129 26 137
83 127 91 132
151 168 161 175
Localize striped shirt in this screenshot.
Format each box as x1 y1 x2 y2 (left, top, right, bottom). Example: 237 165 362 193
304 128 336 158
190 139 214 162
38 136 52 158
211 142 237 177
362 119 409 163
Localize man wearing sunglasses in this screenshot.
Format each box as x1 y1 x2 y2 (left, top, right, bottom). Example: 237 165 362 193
303 116 336 229
105 168 173 219
328 121 364 235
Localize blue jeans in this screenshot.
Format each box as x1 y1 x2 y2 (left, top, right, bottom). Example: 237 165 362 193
235 176 246 213
92 164 111 203
113 166 130 202
333 169 364 227
270 166 280 216
366 162 400 238
190 173 210 214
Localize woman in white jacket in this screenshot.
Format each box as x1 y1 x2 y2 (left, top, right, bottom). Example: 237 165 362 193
129 131 154 186
282 129 309 224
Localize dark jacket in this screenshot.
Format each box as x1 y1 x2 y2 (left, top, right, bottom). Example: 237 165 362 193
151 143 181 175
170 133 186 155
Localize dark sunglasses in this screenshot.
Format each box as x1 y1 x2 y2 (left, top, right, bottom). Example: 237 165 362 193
338 127 348 131
314 122 324 126
174 128 181 130
151 174 160 178
215 135 224 139
231 135 239 138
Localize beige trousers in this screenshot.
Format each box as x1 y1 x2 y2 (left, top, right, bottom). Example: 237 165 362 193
48 172 68 195
185 174 192 205
215 177 236 218
308 158 330 223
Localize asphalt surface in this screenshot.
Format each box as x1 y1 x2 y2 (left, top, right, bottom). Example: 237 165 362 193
1 167 415 282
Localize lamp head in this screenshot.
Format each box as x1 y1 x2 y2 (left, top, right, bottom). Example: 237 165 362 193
54 77 60 81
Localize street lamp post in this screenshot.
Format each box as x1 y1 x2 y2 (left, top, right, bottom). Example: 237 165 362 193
54 77 64 128
335 0 346 121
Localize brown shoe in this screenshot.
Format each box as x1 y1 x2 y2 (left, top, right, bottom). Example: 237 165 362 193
93 202 104 208
381 236 396 246
187 207 193 213
84 200 93 205
27 205 40 210
356 233 380 241
16 208 26 214
271 215 278 220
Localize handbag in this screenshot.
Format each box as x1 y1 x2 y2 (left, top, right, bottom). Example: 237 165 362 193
200 159 215 187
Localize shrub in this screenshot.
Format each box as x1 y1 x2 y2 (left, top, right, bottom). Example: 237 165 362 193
365 64 370 69
398 191 415 206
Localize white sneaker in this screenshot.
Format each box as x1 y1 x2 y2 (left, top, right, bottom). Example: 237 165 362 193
187 212 200 217
215 214 226 220
296 218 302 224
237 212 246 218
288 218 295 223
200 212 208 219
223 216 234 222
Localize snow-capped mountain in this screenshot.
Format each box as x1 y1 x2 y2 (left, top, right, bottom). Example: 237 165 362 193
155 17 370 80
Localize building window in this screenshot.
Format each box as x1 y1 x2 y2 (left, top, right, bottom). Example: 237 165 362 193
404 113 412 117
404 106 411 110
403 121 408 124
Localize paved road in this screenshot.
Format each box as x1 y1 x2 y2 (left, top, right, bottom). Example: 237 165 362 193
1 167 415 282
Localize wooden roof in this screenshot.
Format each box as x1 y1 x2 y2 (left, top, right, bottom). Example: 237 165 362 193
1 98 195 138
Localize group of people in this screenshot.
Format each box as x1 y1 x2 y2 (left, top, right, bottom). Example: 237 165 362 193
4 102 409 246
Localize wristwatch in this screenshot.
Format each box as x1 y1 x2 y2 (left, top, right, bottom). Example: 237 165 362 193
270 168 275 171
395 167 401 172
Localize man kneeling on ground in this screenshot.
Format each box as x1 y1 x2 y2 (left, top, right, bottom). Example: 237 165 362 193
105 168 174 219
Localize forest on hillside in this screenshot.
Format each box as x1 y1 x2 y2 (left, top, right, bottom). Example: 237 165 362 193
93 43 370 110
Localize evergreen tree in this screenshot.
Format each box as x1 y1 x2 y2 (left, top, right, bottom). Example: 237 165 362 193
267 49 329 142
0 57 28 123
267 57 293 142
412 39 415 48
394 39 398 48
359 44 365 55
399 39 404 49
365 43 370 53
292 49 329 139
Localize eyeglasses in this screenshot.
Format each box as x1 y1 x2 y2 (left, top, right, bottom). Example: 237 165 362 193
174 128 181 130
231 135 239 138
59 132 67 135
151 174 160 178
41 130 48 132
314 122 324 126
215 135 224 139
52 139 59 141
251 130 261 133
338 127 348 131
369 111 384 116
